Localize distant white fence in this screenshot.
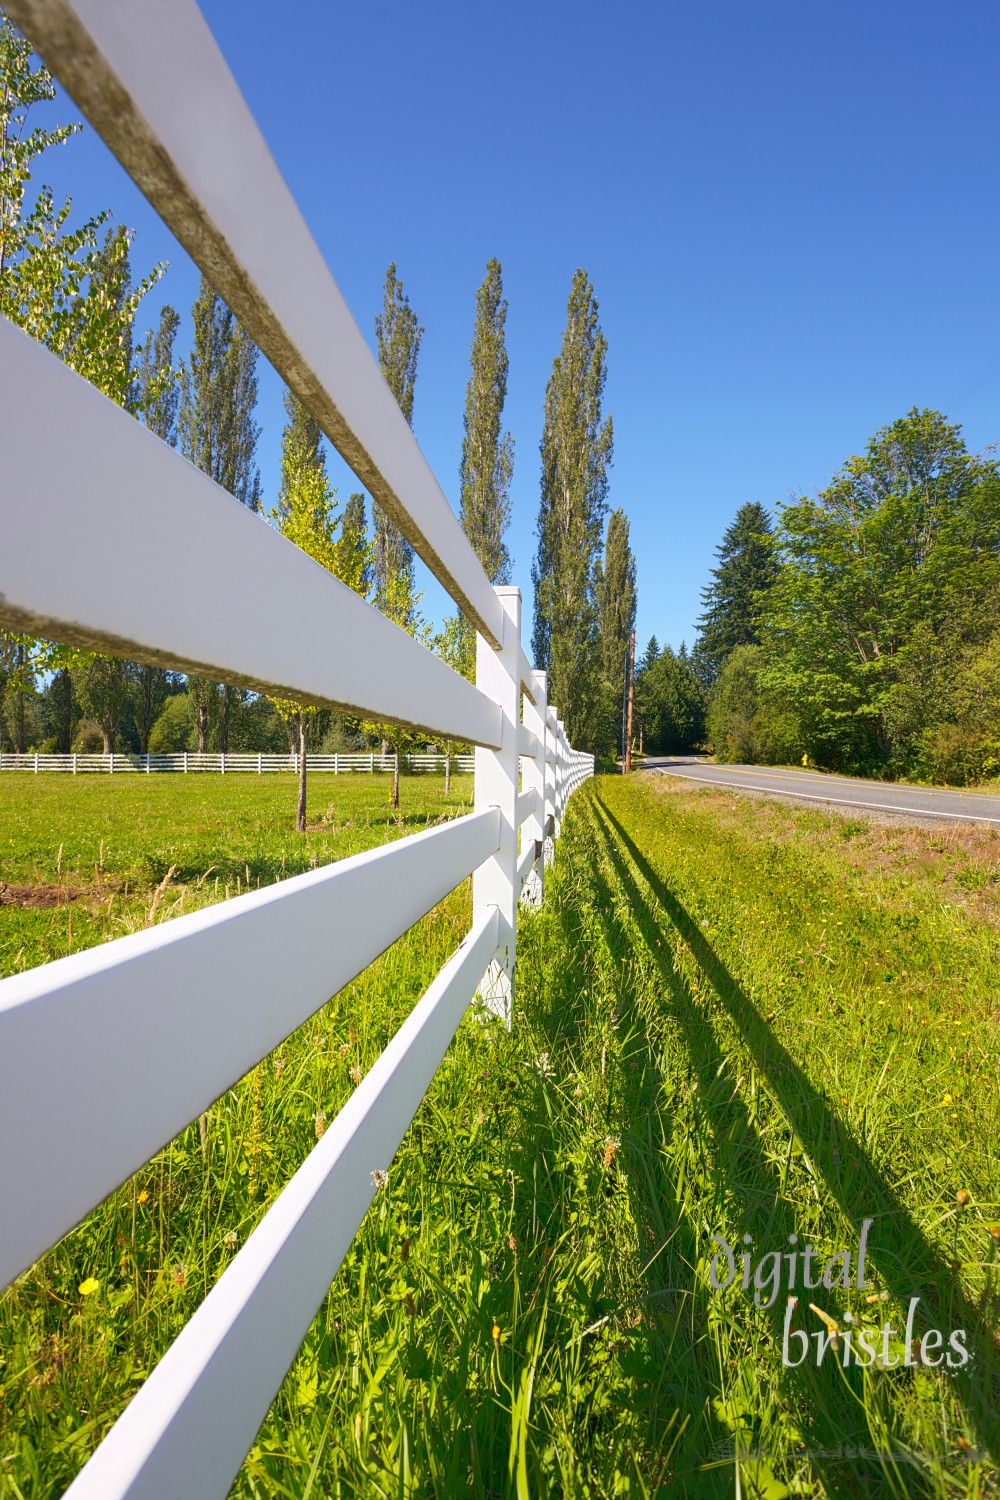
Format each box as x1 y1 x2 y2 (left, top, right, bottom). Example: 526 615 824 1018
0 751 476 775
0 1 593 1496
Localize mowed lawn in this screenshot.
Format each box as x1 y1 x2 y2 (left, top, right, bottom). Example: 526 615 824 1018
1 771 998 1498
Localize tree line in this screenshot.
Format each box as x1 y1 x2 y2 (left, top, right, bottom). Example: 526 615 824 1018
696 411 1000 785
0 12 637 818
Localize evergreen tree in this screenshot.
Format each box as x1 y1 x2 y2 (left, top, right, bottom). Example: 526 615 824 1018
179 276 262 750
637 644 706 755
531 270 613 746
697 501 778 680
373 263 422 628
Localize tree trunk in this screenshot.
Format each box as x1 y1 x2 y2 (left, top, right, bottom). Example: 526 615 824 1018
55 669 73 753
391 752 400 811
196 691 209 753
624 630 635 774
444 748 451 796
296 713 308 833
219 684 231 754
14 686 26 754
137 666 153 753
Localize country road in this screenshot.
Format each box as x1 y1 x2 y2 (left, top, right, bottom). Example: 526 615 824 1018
642 757 1000 827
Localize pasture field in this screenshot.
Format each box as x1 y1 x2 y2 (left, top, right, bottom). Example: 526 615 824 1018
1 772 998 1498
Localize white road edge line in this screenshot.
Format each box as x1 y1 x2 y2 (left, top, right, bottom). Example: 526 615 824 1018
654 770 1000 826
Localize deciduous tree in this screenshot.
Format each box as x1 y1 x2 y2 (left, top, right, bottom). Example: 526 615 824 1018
594 508 637 757
179 275 262 750
370 264 426 807
271 391 371 829
531 270 612 747
762 409 1000 771
372 263 422 629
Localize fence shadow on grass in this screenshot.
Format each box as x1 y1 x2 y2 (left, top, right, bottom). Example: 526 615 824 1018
579 799 891 1498
591 791 999 1478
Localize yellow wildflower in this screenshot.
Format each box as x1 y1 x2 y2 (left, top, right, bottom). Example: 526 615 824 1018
492 1322 501 1342
78 1277 99 1297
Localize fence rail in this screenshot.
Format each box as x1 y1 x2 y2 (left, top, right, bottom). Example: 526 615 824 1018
0 751 477 775
0 0 595 1494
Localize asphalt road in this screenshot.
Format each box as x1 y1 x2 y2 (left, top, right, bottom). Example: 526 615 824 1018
642 757 1000 828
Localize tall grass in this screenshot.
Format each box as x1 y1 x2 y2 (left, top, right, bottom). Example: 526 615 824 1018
1 773 997 1497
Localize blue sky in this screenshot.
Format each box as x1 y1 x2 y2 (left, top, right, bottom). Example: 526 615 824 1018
28 0 1000 656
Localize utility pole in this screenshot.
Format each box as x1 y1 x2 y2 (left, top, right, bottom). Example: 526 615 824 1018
621 644 629 771
624 630 635 774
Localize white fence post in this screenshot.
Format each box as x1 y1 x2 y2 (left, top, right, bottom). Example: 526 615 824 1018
543 705 557 867
473 586 521 1025
72 753 77 775
109 752 114 776
520 670 547 907
258 752 262 774
551 719 564 838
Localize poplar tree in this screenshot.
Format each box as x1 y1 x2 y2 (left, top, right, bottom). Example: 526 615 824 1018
531 269 613 746
460 258 514 586
373 263 422 628
132 303 181 750
372 264 424 807
593 507 637 758
179 275 262 750
595 508 637 691
446 258 516 678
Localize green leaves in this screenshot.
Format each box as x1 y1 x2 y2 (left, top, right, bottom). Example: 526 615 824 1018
460 258 514 590
701 409 1000 777
533 269 614 749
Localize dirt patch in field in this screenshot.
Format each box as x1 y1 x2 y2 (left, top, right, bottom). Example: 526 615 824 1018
0 881 89 909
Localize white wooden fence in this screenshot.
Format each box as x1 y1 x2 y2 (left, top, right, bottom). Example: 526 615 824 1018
0 751 477 775
0 1 594 1495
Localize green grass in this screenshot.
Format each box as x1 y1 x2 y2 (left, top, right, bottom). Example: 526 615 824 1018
1 772 998 1497
0 771 472 977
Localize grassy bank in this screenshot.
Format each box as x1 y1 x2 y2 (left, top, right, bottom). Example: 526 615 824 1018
1 773 998 1497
